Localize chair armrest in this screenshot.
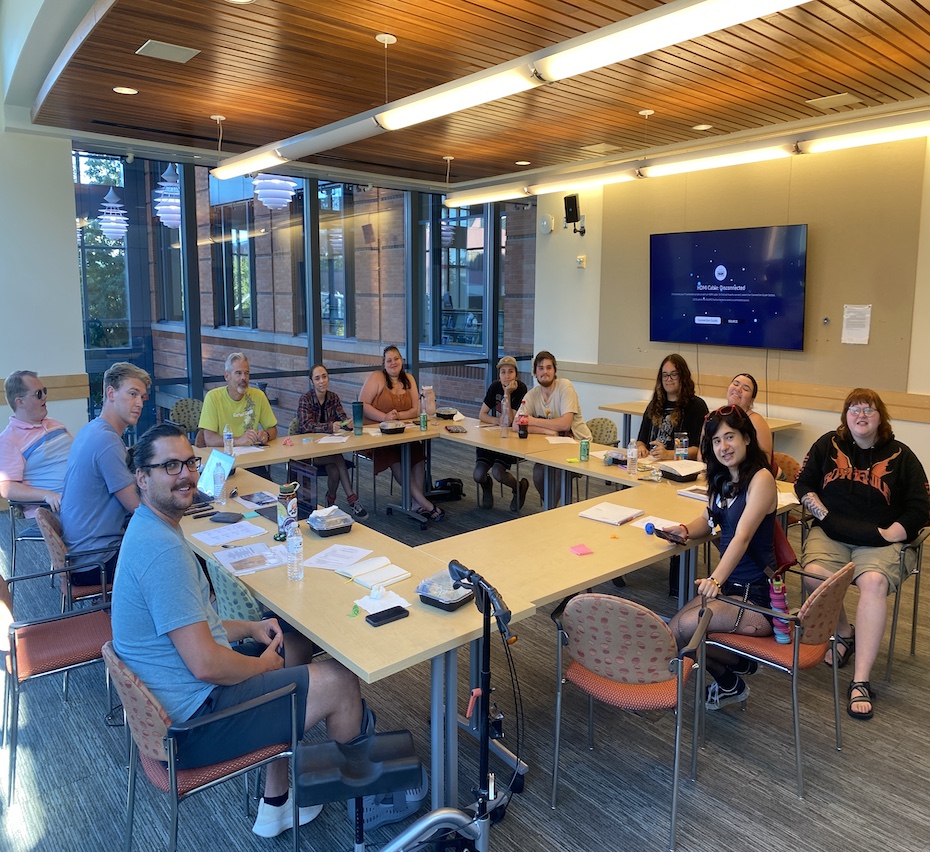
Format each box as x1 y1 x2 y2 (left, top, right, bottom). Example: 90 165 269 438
166 683 297 737
10 602 111 632
904 526 930 552
8 499 49 509
550 594 578 645
710 593 801 624
679 605 714 662
64 542 121 567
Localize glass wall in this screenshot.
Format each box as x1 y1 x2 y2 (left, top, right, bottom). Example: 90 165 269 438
73 150 536 433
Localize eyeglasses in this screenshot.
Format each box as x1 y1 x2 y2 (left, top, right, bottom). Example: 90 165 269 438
21 387 48 400
848 406 877 417
661 371 680 380
705 404 746 422
142 456 201 476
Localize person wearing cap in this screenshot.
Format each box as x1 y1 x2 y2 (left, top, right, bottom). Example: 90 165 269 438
475 356 529 511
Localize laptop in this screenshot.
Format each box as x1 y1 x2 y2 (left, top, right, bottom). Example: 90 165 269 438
197 449 236 500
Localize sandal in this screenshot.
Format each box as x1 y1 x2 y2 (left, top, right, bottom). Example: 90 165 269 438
847 680 874 721
824 628 855 669
417 506 446 522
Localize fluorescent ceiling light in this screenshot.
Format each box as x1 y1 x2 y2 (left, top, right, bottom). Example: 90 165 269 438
275 116 384 159
643 145 792 177
444 186 529 208
211 145 288 180
805 121 930 154
376 63 541 131
532 0 806 82
528 168 636 195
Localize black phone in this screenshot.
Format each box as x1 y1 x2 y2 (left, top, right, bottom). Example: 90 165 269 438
365 606 410 627
652 527 687 546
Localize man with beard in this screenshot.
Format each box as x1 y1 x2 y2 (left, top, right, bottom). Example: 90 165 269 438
112 423 371 837
200 352 278 447
60 361 150 585
514 350 592 503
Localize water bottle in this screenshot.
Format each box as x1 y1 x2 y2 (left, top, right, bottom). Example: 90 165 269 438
500 393 511 439
626 439 638 475
770 575 791 643
286 522 304 581
213 466 226 505
223 423 234 455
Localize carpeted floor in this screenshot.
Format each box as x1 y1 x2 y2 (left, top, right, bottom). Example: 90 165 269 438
1 438 928 851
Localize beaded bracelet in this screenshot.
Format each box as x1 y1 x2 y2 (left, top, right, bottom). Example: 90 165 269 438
708 577 722 591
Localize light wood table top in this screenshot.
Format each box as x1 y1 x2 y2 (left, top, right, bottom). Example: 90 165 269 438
182 469 533 684
598 400 801 433
418 484 704 609
433 416 558 457
225 421 443 469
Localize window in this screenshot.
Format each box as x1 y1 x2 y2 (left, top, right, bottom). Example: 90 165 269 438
319 183 349 337
212 201 256 328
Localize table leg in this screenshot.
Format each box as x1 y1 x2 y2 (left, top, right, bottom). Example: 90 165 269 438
621 413 632 447
387 440 429 525
444 648 458 807
430 655 445 810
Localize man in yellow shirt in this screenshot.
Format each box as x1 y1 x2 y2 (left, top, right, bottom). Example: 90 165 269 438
199 352 278 446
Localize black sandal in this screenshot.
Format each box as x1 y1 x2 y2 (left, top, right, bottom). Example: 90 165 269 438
847 680 874 721
417 506 446 522
824 628 855 669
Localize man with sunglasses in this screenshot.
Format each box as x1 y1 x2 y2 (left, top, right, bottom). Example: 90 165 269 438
59 361 151 586
113 423 370 837
0 370 73 516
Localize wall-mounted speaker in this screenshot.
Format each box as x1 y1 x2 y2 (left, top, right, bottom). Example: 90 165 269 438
564 194 580 224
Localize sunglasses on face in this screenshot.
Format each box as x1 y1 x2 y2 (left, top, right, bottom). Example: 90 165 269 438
142 456 201 476
22 387 48 400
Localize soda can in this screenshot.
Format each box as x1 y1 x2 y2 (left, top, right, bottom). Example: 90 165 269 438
579 439 590 462
419 412 428 431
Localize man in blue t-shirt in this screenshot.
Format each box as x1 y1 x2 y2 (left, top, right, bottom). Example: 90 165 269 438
60 362 151 585
112 423 371 838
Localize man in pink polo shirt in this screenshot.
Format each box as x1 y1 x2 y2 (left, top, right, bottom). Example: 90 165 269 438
0 370 73 516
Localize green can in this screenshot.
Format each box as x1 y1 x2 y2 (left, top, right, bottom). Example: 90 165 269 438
419 413 428 431
580 439 590 461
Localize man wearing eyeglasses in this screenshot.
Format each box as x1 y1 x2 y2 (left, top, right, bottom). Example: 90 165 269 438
0 370 73 517
59 361 151 586
113 423 371 837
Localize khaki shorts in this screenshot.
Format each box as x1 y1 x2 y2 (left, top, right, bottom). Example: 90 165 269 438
802 526 909 594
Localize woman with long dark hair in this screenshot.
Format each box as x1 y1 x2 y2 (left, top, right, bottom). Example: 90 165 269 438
668 404 777 710
636 353 708 461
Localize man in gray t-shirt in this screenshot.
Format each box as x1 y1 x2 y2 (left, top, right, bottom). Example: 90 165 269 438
112 423 371 839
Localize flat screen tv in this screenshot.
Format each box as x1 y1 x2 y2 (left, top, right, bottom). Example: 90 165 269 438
650 224 807 351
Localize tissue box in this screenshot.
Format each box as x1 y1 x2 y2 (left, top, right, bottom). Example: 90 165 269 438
306 507 354 537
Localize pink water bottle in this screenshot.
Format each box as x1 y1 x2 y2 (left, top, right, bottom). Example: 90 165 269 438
770 576 791 643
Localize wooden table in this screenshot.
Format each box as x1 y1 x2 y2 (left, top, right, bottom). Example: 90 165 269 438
598 400 801 447
181 468 534 809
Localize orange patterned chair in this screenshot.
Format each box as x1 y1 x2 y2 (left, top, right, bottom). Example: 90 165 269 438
550 594 711 852
2 571 111 804
701 561 854 797
34 507 112 612
102 641 300 852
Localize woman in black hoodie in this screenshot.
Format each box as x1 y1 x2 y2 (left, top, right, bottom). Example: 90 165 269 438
797 388 930 720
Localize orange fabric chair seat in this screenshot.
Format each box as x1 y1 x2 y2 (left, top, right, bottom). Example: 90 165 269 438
139 744 289 796
565 658 693 712
707 631 827 671
12 609 112 679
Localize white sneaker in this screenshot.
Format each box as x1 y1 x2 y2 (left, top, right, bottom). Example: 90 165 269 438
705 678 750 711
252 795 323 838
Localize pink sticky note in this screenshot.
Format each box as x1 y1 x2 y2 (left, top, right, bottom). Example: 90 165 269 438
570 544 593 556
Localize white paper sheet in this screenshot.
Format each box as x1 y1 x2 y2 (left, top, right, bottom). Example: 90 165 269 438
355 590 410 615
304 543 373 570
317 435 349 444
191 520 267 547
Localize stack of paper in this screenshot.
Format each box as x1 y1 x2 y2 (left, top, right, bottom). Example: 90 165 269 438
215 543 284 575
677 484 709 501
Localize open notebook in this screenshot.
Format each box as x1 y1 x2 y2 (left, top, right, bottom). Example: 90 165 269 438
578 502 644 526
335 556 411 588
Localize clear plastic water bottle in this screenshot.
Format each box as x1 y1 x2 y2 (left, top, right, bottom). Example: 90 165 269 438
213 466 226 505
626 439 638 475
223 423 234 455
500 393 511 438
286 522 304 581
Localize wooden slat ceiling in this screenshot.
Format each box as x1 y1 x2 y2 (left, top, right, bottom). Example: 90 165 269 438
31 0 930 184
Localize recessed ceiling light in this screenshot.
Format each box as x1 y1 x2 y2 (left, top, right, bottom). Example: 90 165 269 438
515 160 531 166
693 124 713 131
113 87 139 95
